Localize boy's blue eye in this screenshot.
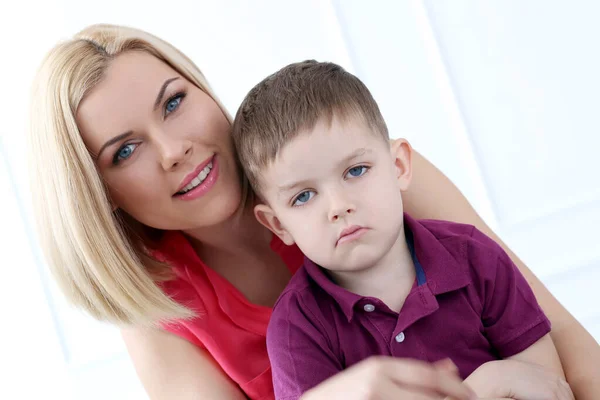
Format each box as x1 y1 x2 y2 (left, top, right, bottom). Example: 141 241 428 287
292 190 315 206
346 165 368 178
113 143 137 165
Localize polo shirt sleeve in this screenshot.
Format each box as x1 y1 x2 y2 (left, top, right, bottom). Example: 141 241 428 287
267 291 343 400
469 228 551 358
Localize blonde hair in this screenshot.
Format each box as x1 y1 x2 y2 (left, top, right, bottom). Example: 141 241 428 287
232 60 389 193
29 24 229 326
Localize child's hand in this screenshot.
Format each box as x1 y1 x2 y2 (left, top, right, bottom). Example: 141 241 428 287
464 359 574 400
300 356 476 400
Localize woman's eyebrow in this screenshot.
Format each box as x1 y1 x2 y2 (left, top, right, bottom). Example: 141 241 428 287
97 131 133 159
153 77 180 110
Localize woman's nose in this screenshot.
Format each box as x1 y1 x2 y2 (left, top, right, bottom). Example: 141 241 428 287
156 134 193 171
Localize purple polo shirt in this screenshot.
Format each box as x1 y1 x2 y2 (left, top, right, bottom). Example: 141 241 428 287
266 215 551 400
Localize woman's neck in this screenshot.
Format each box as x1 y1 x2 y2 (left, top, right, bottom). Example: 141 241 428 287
182 200 272 258
181 200 291 307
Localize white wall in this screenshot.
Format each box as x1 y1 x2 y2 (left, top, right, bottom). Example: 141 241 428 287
0 1 598 399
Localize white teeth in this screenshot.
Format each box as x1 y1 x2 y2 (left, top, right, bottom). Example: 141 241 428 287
178 162 213 194
199 169 208 181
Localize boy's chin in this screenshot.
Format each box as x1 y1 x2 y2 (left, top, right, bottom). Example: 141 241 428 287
318 255 383 274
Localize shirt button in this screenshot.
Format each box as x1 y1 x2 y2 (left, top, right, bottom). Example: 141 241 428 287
395 332 405 343
363 304 375 312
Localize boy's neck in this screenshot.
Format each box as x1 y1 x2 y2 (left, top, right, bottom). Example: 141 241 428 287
328 228 416 313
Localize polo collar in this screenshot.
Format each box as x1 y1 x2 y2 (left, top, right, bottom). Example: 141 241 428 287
304 214 472 321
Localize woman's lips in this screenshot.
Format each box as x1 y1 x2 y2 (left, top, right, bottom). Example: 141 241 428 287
175 155 214 193
174 155 219 201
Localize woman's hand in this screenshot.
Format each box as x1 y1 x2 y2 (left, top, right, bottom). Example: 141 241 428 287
465 359 574 400
300 356 476 400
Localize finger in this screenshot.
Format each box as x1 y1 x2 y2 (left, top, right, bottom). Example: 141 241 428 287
382 359 475 400
378 377 444 400
392 386 445 400
434 358 459 375
559 381 575 400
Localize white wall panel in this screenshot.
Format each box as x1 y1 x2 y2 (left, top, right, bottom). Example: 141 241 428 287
424 0 600 227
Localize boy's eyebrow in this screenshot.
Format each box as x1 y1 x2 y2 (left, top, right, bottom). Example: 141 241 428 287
277 179 311 195
341 147 370 164
276 147 372 195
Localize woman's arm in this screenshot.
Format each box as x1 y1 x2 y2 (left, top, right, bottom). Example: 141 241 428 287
122 327 247 400
507 334 564 378
403 149 600 399
122 327 475 400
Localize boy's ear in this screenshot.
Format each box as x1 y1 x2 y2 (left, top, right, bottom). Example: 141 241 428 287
390 138 413 191
254 204 296 246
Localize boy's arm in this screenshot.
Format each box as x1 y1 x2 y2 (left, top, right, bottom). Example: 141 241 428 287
267 292 343 400
466 228 572 398
404 149 600 399
468 227 552 361
465 359 573 399
465 333 571 399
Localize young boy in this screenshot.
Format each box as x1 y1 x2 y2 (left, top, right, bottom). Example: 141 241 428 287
231 60 567 400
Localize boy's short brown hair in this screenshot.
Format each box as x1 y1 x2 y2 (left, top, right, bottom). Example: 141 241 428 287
231 60 389 193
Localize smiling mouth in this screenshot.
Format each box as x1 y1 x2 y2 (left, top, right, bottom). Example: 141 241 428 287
175 161 214 195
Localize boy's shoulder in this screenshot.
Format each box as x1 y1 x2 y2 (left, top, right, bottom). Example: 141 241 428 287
416 217 476 240
409 216 511 287
268 263 340 343
271 263 320 316
415 217 506 261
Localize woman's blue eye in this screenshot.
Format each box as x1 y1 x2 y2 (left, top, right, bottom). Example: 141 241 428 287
347 166 368 178
292 191 315 206
165 94 184 116
113 143 137 165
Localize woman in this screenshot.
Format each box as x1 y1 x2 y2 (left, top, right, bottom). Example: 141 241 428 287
29 24 599 399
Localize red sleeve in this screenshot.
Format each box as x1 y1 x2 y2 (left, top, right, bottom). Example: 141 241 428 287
267 291 342 400
469 228 551 358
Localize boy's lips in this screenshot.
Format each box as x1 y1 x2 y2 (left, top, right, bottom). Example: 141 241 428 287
336 225 369 246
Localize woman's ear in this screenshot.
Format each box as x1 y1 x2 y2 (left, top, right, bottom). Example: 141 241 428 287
390 138 413 191
254 204 295 245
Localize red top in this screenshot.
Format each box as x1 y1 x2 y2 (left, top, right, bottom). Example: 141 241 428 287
154 231 304 400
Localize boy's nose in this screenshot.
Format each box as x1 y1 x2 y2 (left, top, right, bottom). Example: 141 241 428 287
328 193 355 222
